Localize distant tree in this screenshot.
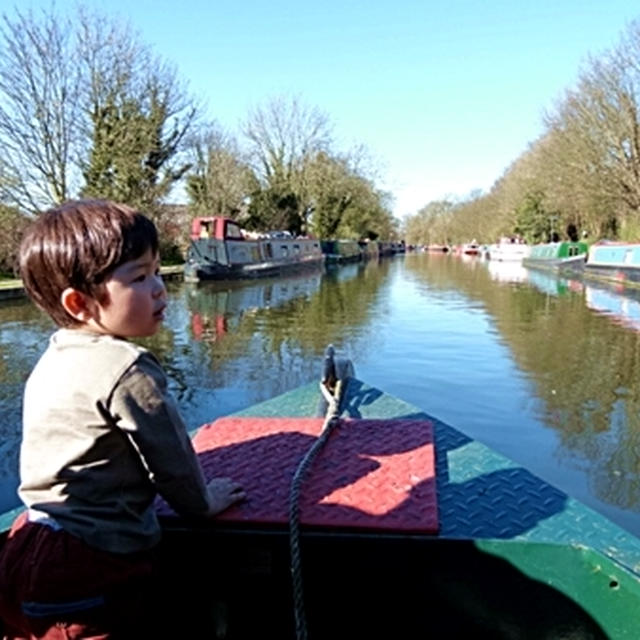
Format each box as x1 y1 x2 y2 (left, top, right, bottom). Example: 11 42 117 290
304 150 394 240
0 7 82 212
305 152 354 238
0 5 198 219
185 123 256 218
514 192 560 243
242 95 332 233
404 200 455 246
542 21 640 238
78 9 197 215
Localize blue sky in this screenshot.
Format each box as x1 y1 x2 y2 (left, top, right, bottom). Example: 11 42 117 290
7 1 639 218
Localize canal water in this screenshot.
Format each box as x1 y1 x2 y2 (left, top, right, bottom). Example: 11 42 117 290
2 253 640 538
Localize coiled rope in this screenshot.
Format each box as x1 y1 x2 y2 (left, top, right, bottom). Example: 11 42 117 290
289 377 345 640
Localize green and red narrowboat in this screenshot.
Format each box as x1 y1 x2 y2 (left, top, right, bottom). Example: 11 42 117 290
184 217 324 282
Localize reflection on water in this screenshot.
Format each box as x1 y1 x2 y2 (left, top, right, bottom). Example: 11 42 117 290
486 260 528 284
525 268 584 297
3 253 640 538
585 283 640 333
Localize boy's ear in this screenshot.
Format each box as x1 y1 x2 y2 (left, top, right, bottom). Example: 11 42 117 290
60 288 96 322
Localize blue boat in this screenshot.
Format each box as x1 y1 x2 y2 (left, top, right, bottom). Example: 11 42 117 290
2 347 639 637
585 241 640 286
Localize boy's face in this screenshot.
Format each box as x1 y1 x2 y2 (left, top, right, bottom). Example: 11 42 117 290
91 248 167 338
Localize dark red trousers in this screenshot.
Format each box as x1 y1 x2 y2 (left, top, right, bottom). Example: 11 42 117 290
0 513 153 639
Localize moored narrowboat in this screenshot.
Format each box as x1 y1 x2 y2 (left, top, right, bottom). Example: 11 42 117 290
522 240 588 274
184 217 324 282
357 239 380 259
461 241 480 256
320 239 363 264
585 240 640 286
487 237 531 262
425 244 450 253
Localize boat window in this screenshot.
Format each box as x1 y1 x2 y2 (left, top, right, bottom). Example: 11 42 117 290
293 244 300 254
265 243 273 258
225 222 243 239
281 245 289 257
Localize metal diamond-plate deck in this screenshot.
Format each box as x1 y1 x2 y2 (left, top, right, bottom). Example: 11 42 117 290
234 379 640 575
159 416 438 534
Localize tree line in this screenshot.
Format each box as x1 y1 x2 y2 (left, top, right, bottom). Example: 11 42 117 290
405 19 640 248
0 6 397 275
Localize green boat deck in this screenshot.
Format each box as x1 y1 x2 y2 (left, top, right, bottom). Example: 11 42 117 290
2 377 639 637
227 378 640 637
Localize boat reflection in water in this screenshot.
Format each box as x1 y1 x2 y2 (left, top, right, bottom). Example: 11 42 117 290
188 271 322 342
585 282 640 332
525 268 584 297
486 260 529 284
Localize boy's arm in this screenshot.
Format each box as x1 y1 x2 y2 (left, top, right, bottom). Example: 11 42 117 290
107 352 241 517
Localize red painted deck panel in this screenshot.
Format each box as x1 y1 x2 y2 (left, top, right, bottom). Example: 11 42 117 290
160 417 438 534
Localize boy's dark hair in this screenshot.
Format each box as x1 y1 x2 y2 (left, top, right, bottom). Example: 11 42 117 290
19 199 159 328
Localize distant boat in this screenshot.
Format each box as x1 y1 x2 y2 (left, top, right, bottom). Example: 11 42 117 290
425 244 449 253
585 241 640 285
184 217 324 282
320 239 363 264
522 241 588 274
321 239 404 263
461 241 480 256
358 239 380 259
487 237 531 262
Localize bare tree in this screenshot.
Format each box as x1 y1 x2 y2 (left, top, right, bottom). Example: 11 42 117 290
0 7 83 212
542 27 640 237
242 95 332 232
185 122 256 218
0 5 199 216
77 8 198 215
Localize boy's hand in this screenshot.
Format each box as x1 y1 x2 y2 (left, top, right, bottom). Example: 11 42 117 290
205 477 246 516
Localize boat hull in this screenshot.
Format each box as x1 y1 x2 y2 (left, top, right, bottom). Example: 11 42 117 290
488 243 531 262
523 241 588 275
155 379 640 638
3 377 640 637
185 237 324 282
321 240 364 264
585 242 640 286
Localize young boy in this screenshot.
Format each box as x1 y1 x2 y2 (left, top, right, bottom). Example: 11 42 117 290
0 200 245 638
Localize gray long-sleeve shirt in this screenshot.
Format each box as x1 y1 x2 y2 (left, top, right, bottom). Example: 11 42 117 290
19 329 210 553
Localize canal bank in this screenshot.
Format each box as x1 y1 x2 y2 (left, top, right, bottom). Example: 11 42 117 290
0 265 185 302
